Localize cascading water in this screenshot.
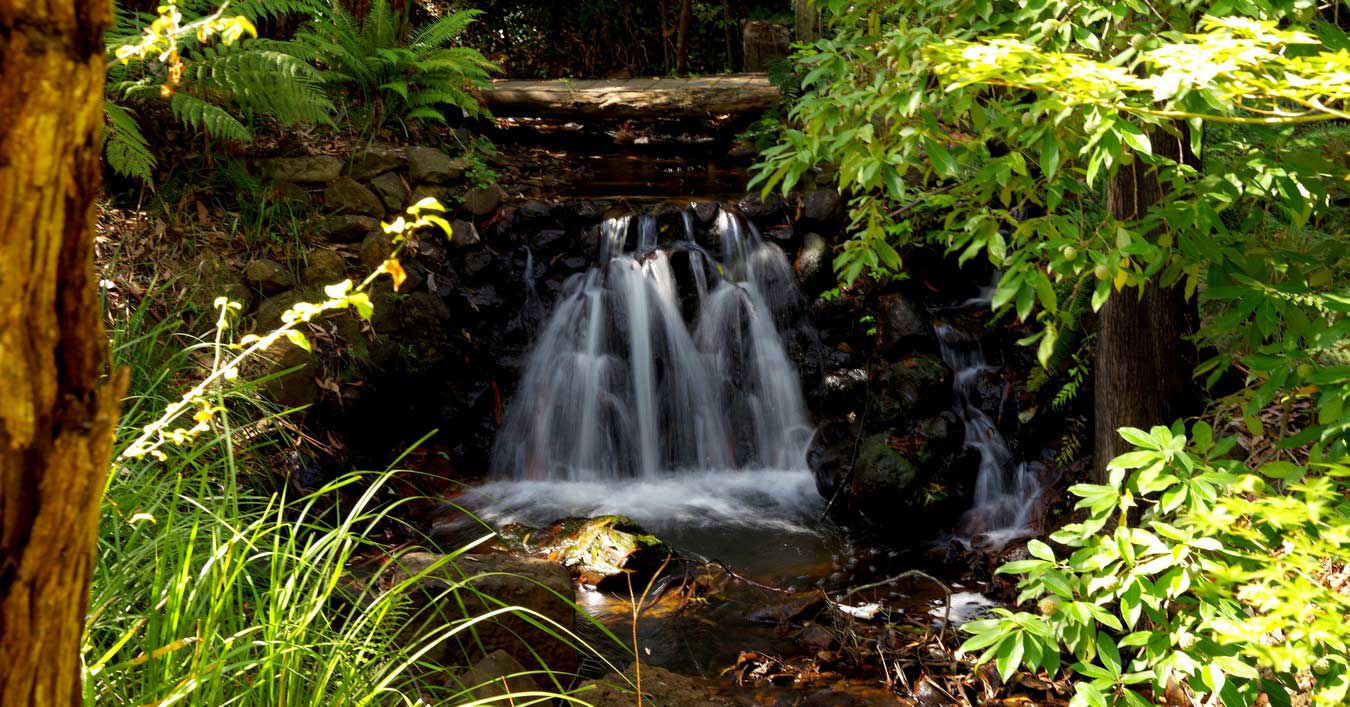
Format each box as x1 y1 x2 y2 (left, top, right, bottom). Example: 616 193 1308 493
935 323 1040 546
469 207 820 537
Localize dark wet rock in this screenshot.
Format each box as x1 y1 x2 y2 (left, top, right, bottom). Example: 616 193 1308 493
324 177 384 216
303 249 347 288
359 230 396 271
348 145 404 179
499 516 672 592
692 201 721 224
850 433 920 506
243 258 295 295
518 199 552 222
262 340 319 408
368 172 410 212
462 251 494 278
463 185 506 216
915 412 964 467
370 551 579 674
801 188 843 225
408 146 468 184
746 592 825 625
409 184 453 209
261 155 342 184
799 624 837 652
318 214 379 243
450 218 481 249
795 233 830 292
764 224 795 245
449 649 538 701
869 355 951 428
819 368 867 410
401 290 451 327
738 192 785 220
532 228 566 251
876 293 936 354
580 664 735 707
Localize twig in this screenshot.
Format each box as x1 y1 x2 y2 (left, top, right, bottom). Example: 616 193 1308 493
709 560 797 595
838 570 954 640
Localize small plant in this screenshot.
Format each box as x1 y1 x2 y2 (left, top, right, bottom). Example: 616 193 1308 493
105 0 333 181
960 424 1350 706
293 0 497 132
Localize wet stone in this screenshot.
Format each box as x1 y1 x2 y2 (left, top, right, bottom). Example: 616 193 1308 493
368 172 410 212
348 145 404 180
408 146 468 184
261 155 342 184
324 177 384 216
319 214 379 243
243 258 295 295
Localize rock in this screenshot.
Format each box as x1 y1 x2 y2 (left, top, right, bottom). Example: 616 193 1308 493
801 188 843 224
408 146 469 184
262 340 319 408
849 433 920 513
499 516 672 592
324 177 385 216
368 172 410 212
449 650 538 701
319 215 379 243
261 155 342 184
376 551 579 674
450 218 481 248
580 664 735 707
763 224 795 245
799 624 837 652
738 192 785 220
253 290 306 329
819 368 867 409
746 592 825 625
303 249 347 288
359 230 396 271
742 20 791 72
518 199 552 222
409 184 453 209
348 145 404 180
870 355 951 427
190 257 254 314
463 185 506 216
876 292 935 354
243 259 295 295
692 201 720 224
269 180 311 207
795 233 830 290
532 228 566 251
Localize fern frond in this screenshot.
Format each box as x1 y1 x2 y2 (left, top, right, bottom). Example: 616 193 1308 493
104 102 157 182
183 42 333 125
408 9 481 51
171 92 251 142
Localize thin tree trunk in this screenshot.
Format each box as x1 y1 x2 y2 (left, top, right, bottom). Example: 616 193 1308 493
1094 126 1199 480
676 0 693 74
0 0 126 704
794 0 820 42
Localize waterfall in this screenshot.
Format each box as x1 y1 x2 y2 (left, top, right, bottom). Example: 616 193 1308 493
934 324 1040 544
490 208 814 485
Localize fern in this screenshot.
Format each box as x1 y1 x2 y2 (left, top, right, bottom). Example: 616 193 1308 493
294 0 497 129
170 92 252 142
104 102 156 181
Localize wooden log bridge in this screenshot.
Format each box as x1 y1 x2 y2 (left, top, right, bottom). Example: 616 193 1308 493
483 74 780 119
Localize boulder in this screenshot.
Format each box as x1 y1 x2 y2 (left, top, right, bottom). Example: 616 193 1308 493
303 249 347 288
449 218 481 249
319 214 379 243
261 155 342 184
848 433 920 514
376 551 579 674
253 290 306 329
261 340 319 408
580 664 735 707
448 649 539 701
368 172 410 212
408 146 469 184
875 292 935 354
359 230 397 271
463 185 506 216
499 516 672 592
692 201 720 224
348 145 404 180
869 354 951 428
324 177 385 216
801 188 843 224
243 259 295 295
737 192 784 220
794 233 830 292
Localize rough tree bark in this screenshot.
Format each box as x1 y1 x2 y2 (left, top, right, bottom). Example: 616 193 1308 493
0 0 126 704
675 0 693 74
794 0 820 42
1094 127 1200 480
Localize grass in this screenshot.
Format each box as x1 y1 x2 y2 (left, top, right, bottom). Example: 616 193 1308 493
84 286 625 705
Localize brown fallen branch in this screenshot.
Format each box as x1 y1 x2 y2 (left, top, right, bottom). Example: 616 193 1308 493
483 74 781 119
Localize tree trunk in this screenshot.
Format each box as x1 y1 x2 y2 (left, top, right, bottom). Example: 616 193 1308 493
1094 127 1199 480
0 0 126 704
794 0 820 42
484 75 781 118
675 0 693 74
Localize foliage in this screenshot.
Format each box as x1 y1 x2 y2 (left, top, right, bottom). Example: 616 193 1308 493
104 1 333 181
960 424 1350 706
753 0 1349 451
292 0 496 132
90 201 620 704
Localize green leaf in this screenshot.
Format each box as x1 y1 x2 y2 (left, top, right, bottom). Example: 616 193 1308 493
1040 133 1061 179
284 330 312 352
1096 632 1122 676
1118 122 1152 154
1038 324 1058 368
925 137 959 178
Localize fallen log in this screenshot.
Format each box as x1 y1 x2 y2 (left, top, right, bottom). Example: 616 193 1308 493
483 74 780 119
